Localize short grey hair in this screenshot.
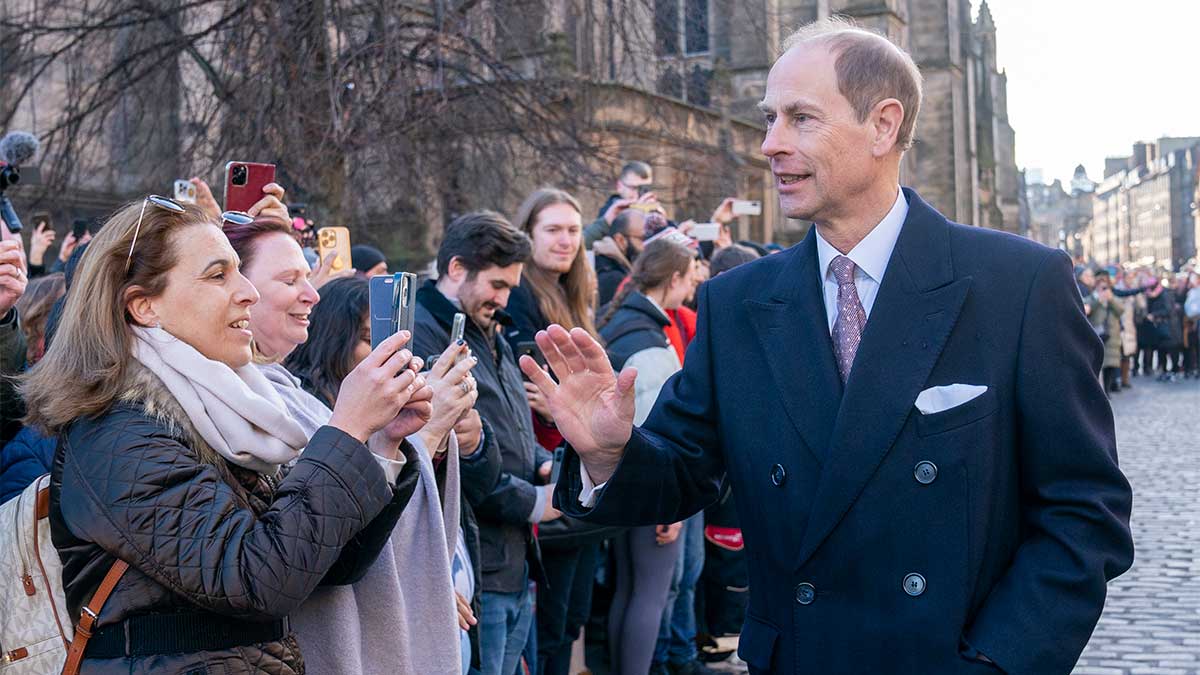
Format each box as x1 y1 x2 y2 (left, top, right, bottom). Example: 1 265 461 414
781 16 923 151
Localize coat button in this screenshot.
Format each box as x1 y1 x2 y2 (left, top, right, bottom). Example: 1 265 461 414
770 464 787 487
903 573 926 597
914 461 938 485
795 582 816 605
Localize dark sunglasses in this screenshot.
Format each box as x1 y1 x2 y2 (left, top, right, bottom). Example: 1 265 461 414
126 195 186 272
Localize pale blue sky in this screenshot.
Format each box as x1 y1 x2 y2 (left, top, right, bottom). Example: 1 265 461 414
985 0 1200 185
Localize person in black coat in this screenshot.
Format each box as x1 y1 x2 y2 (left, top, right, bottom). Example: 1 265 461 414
411 211 558 675
528 24 1132 675
22 199 426 673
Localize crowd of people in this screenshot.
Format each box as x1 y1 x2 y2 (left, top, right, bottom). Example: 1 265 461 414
1075 262 1200 395
0 160 777 674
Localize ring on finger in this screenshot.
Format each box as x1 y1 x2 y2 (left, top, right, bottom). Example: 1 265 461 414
460 380 470 394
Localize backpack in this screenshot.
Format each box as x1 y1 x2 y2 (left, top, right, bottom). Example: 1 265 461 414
0 475 127 674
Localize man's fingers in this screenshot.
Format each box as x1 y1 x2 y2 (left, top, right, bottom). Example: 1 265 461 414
547 324 587 373
571 327 611 374
447 353 476 381
534 329 571 378
520 354 557 396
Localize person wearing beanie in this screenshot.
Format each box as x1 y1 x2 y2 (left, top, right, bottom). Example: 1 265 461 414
352 244 389 277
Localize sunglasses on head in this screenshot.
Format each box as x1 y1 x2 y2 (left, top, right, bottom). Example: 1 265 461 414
126 195 186 273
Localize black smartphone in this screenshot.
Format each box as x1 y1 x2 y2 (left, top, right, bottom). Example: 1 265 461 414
72 218 89 239
637 184 652 197
369 272 418 349
515 341 546 369
550 446 565 484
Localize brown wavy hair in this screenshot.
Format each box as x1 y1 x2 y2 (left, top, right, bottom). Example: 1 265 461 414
21 200 215 433
14 272 65 364
512 188 597 336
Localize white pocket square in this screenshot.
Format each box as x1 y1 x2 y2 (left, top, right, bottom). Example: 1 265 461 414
915 384 988 415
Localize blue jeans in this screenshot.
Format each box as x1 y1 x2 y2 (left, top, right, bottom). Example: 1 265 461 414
479 581 535 675
654 512 705 664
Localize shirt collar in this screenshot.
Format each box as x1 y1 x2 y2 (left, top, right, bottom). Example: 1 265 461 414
815 188 908 284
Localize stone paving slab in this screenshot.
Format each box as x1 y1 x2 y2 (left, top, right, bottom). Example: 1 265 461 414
1075 376 1200 674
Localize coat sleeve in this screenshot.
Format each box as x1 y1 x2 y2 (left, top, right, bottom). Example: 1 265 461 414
964 250 1134 674
555 283 725 526
0 309 26 447
319 440 421 586
459 417 503 507
0 427 55 505
59 423 400 620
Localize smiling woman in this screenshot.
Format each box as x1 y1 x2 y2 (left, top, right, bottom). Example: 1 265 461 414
16 198 422 674
222 216 318 363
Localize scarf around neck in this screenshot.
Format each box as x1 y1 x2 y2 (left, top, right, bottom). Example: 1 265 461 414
130 325 308 473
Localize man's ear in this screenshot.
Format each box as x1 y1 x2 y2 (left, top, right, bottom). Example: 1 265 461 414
871 98 905 157
447 256 468 283
124 286 159 327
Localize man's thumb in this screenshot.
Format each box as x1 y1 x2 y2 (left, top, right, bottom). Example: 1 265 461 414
615 367 638 399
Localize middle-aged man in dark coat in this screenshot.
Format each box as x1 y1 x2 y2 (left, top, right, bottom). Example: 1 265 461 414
521 17 1133 675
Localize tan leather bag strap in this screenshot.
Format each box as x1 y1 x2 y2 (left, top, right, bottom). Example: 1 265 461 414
61 559 129 675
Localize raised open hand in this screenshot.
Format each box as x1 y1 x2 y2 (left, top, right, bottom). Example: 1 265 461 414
518 324 636 483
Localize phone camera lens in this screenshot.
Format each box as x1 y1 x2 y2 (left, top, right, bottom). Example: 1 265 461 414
231 164 248 186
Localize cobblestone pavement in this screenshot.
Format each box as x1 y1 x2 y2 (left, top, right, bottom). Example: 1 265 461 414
1074 375 1200 675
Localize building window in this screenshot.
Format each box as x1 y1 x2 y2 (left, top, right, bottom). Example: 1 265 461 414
655 0 681 56
655 0 709 56
684 0 709 55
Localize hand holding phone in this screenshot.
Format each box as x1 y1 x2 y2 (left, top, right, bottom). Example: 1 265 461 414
370 272 418 349
317 227 352 274
224 161 277 213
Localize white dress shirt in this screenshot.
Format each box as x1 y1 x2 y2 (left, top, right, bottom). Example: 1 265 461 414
580 189 909 507
814 188 908 333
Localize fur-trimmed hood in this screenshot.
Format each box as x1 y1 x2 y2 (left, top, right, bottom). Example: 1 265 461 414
116 359 222 468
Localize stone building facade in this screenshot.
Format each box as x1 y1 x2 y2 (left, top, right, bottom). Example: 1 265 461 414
3 0 1023 257
1026 165 1094 258
1086 138 1200 270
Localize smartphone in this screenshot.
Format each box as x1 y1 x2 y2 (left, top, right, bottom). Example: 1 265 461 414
224 161 276 213
450 312 468 364
636 184 652 197
316 226 352 273
550 446 565 484
369 272 418 349
731 199 762 216
629 202 657 213
71 218 89 239
173 179 197 204
515 340 547 373
691 222 721 241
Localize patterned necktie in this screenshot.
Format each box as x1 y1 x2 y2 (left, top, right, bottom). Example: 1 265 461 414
830 255 867 384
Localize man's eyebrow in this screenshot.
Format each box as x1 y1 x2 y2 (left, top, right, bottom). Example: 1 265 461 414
758 99 816 116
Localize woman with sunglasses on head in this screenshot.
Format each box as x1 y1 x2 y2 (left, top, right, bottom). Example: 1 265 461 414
222 194 497 674
20 196 426 674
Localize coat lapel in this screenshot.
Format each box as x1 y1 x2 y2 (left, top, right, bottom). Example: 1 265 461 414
744 232 842 464
795 190 973 568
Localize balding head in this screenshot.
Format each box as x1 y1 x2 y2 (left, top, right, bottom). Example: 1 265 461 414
781 18 923 151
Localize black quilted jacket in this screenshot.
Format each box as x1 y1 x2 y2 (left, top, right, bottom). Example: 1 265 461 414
49 401 419 674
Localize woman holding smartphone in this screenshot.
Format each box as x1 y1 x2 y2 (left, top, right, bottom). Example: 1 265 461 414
21 198 423 673
222 199 494 674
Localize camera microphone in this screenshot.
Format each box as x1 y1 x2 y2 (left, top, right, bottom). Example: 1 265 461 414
0 130 39 233
0 131 39 167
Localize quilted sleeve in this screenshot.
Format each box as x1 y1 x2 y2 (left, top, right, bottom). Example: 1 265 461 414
319 440 421 586
58 420 396 620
